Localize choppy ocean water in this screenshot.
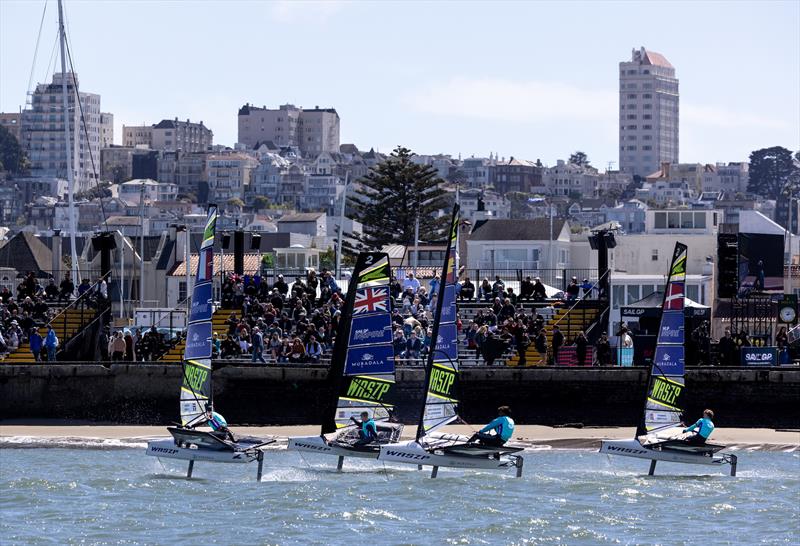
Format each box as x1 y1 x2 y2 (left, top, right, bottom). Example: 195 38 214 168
1 441 798 545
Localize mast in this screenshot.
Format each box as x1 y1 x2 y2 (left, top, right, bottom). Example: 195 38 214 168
57 0 79 286
636 242 687 440
416 203 460 440
321 253 364 435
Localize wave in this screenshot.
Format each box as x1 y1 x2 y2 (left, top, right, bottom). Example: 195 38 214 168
0 436 150 450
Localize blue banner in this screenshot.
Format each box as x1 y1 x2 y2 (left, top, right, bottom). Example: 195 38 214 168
440 285 457 324
348 313 393 347
740 347 778 366
434 323 459 362
657 310 684 344
188 282 213 324
652 345 684 376
344 344 395 375
184 322 213 360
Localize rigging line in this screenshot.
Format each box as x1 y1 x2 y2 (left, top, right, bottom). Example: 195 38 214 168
63 37 108 230
26 0 49 99
43 31 59 89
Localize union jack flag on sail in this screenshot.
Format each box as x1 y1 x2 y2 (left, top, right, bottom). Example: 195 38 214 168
353 287 388 314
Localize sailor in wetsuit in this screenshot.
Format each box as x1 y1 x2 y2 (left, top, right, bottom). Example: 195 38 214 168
350 411 378 446
682 409 715 445
203 404 235 442
469 406 515 447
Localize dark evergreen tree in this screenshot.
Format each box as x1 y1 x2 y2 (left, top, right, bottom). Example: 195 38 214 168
568 151 590 168
0 126 28 175
349 146 448 249
747 146 798 199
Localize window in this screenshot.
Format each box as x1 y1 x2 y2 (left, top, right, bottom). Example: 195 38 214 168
642 145 652 150
651 249 658 261
627 114 637 120
687 284 699 303
612 286 623 309
643 104 652 110
626 285 640 304
627 125 637 130
627 104 637 109
643 93 652 99
178 281 187 302
627 94 636 99
694 212 706 228
681 212 694 228
668 212 680 228
642 284 655 297
643 114 652 120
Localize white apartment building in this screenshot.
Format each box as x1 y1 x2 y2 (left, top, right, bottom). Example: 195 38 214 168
238 104 340 157
619 47 679 178
206 153 258 203
21 72 103 191
118 179 178 205
700 162 750 194
458 189 510 224
249 153 290 202
460 157 493 188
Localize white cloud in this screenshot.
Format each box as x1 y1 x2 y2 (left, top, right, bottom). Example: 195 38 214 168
270 0 347 23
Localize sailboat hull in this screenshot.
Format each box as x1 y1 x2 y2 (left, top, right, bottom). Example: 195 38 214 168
146 439 263 463
600 438 731 466
288 435 381 459
379 438 524 471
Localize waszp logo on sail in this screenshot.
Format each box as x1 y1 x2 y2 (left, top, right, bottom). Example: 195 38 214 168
184 366 208 392
346 377 391 402
429 367 455 398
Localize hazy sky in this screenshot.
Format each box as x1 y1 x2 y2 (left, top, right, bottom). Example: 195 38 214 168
1 0 798 167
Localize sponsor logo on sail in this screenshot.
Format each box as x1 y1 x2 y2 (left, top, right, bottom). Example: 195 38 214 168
429 366 456 398
183 365 208 393
649 376 683 407
352 328 385 342
345 377 392 403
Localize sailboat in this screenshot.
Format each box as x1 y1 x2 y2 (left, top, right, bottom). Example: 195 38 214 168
378 204 524 478
288 252 403 469
599 242 738 476
146 205 275 479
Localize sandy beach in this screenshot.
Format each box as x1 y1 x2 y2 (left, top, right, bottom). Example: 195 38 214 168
1 422 798 451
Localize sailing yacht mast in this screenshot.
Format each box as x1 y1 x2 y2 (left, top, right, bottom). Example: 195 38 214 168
57 0 80 285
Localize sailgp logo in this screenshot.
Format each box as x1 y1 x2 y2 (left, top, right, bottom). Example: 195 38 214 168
353 329 383 341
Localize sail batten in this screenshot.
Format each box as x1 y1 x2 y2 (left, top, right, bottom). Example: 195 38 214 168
322 253 397 435
638 242 687 440
417 204 461 439
179 206 217 426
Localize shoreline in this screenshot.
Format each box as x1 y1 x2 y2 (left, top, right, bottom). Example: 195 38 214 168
2 423 798 451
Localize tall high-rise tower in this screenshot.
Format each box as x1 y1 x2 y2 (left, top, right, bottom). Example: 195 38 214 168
619 47 679 178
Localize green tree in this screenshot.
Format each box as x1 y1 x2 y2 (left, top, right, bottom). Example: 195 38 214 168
253 196 270 212
0 126 28 175
319 248 335 270
349 146 448 249
747 146 798 199
568 151 590 168
226 197 244 210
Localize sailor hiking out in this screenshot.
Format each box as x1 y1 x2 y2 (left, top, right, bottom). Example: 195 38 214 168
682 409 715 445
470 406 515 447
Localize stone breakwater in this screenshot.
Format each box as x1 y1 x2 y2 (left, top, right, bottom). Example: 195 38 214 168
1 364 798 428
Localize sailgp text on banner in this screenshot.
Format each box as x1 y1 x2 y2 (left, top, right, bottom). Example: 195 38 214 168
740 347 778 366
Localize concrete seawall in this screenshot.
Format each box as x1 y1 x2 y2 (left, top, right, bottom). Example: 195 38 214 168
1 364 798 428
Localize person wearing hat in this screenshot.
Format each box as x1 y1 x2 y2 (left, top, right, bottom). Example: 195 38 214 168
532 277 547 302
469 406 515 447
580 278 593 299
566 277 580 301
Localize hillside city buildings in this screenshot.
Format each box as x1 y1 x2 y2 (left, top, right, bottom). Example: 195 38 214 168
0 46 794 343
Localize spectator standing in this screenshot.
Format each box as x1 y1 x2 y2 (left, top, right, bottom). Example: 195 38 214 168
575 331 588 366
251 327 266 363
110 332 126 361
717 328 736 366
403 273 421 294
551 325 564 365
596 332 611 366
98 327 110 361
44 326 59 362
580 278 593 299
124 330 135 361
29 329 43 362
460 277 475 301
566 277 580 301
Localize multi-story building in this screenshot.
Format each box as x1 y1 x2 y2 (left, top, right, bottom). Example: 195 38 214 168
490 157 542 194
0 113 22 141
238 104 339 157
118 179 178 205
157 150 208 197
700 162 750 194
100 146 134 183
458 189 510 224
460 157 493 188
99 112 114 147
206 153 258 204
20 72 103 191
543 160 600 197
619 47 679 178
249 153 290 203
305 174 343 214
122 118 212 152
